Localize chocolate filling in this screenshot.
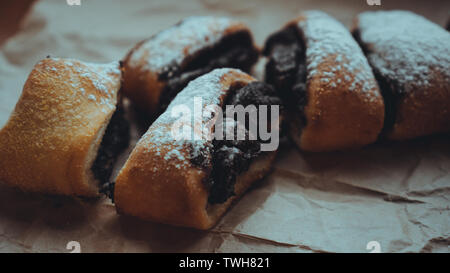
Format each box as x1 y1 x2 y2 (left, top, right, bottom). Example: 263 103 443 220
352 29 404 136
157 31 259 114
190 82 282 204
263 26 308 130
92 102 130 201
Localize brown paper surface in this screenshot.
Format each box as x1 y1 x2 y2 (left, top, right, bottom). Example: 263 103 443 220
0 0 449 253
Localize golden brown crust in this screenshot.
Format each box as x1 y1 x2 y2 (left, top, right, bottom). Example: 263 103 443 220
390 80 450 140
0 58 122 196
115 68 275 230
122 16 256 117
288 11 385 152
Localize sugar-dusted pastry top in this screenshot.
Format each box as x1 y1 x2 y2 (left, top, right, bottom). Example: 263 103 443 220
39 57 121 109
128 16 246 73
0 57 122 196
133 68 254 171
298 10 381 102
356 10 450 94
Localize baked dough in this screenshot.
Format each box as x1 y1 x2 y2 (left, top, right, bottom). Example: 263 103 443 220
122 16 259 119
114 68 279 229
264 11 384 152
353 10 450 140
0 57 125 196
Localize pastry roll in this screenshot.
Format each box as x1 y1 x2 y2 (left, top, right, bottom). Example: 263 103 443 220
0 58 129 196
123 16 259 118
263 11 384 152
114 68 281 229
353 11 450 140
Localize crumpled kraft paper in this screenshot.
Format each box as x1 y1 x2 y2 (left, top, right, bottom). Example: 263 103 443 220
0 0 449 253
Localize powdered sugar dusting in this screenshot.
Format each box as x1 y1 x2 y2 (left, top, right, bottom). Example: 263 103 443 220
130 16 236 72
74 60 121 98
43 58 121 109
10 58 122 163
357 10 450 94
298 11 380 99
87 94 96 102
140 68 236 169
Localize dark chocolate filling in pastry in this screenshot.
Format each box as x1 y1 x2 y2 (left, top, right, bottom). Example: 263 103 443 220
352 29 404 136
157 31 259 114
190 82 282 204
263 26 308 131
92 102 130 200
